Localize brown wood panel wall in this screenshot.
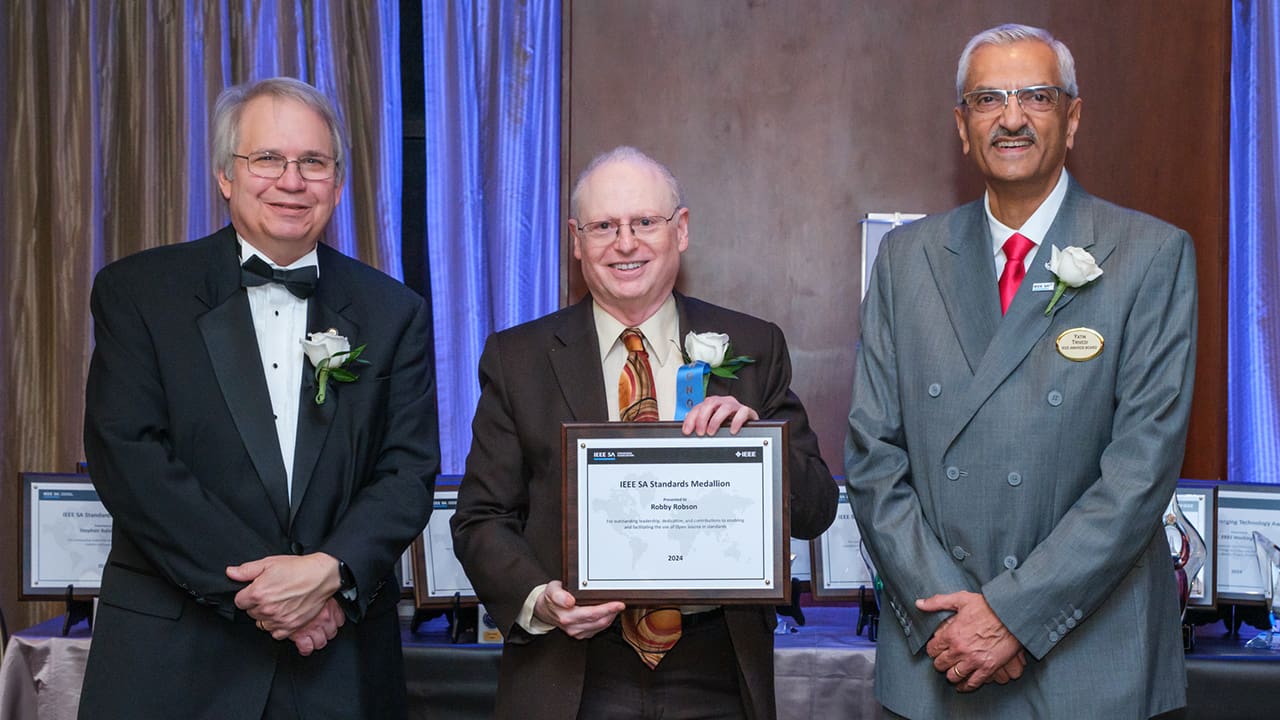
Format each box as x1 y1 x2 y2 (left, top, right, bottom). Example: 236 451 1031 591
564 0 1228 480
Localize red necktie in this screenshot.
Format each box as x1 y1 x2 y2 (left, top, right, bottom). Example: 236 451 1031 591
616 328 681 667
998 232 1035 315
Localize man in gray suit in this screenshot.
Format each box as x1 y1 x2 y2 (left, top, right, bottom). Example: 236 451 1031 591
845 24 1196 718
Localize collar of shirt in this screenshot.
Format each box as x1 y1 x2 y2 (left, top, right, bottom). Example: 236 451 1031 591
985 168 1070 273
237 236 320 276
593 295 680 421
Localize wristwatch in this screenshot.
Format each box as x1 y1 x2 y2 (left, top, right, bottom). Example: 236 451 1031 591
336 559 357 594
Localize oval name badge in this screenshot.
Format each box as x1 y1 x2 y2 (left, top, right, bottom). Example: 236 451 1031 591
1056 327 1104 362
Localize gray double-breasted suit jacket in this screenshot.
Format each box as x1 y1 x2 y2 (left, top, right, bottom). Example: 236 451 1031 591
80 226 439 719
845 179 1196 718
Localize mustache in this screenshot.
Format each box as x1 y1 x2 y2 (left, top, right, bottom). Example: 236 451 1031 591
989 126 1037 144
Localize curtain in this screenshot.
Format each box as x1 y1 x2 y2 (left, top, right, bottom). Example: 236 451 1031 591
423 0 561 473
0 0 402 630
1229 0 1280 485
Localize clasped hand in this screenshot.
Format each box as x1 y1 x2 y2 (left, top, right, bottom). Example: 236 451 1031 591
226 552 345 656
917 591 1026 692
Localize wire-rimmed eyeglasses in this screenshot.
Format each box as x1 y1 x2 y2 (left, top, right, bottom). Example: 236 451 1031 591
573 207 682 243
959 85 1070 114
232 152 338 181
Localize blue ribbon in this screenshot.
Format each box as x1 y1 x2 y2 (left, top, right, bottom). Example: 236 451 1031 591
674 361 710 420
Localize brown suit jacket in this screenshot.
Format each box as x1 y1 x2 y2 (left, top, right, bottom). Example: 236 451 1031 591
451 293 837 719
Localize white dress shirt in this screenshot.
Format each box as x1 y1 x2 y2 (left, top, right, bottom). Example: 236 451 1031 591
238 237 317 502
986 168 1070 277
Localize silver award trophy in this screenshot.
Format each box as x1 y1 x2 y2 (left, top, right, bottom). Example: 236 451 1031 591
1163 496 1206 620
1245 531 1280 650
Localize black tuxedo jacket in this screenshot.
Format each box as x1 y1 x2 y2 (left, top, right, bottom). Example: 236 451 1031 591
451 293 838 720
79 226 439 719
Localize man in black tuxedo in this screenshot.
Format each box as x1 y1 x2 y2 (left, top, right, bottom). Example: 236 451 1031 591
451 146 838 719
79 77 439 719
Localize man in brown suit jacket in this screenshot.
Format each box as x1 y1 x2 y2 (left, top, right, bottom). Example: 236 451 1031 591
451 146 837 719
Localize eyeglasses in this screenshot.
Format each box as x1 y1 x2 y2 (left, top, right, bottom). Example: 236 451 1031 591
959 85 1070 114
232 152 338 181
574 207 681 243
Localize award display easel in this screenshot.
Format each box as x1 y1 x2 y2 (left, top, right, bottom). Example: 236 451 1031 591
775 577 806 629
408 593 477 644
856 585 879 643
61 584 93 636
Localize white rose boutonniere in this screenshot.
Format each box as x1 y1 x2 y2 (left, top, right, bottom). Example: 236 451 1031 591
675 331 755 419
1043 245 1103 316
684 331 754 380
684 331 730 367
300 329 369 404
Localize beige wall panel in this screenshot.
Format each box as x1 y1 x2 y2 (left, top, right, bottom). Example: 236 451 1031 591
566 0 1228 479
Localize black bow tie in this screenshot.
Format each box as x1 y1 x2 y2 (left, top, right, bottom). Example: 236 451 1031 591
241 255 317 299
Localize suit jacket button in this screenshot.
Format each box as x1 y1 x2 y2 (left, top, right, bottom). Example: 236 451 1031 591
928 383 942 398
951 545 968 560
1049 630 1060 643
1073 609 1083 620
1003 555 1018 569
290 541 304 555
946 466 961 481
1058 623 1068 634
1007 472 1022 487
1047 390 1063 407
1066 617 1077 629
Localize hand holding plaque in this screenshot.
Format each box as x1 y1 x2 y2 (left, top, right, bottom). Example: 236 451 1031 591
533 580 625 640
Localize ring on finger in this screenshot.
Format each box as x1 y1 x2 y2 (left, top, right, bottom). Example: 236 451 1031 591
951 665 969 680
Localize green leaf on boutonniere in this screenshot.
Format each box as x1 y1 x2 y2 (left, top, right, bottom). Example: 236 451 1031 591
329 368 359 382
710 353 755 380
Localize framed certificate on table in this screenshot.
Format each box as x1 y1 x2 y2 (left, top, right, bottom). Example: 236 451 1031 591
21 472 112 598
399 546 415 598
411 485 478 608
810 484 873 600
563 421 789 605
1215 483 1280 603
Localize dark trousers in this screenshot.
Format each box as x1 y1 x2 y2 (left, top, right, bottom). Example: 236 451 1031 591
577 611 748 720
261 660 301 720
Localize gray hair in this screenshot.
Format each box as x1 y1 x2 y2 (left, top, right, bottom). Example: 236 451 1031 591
569 146 682 219
956 24 1078 103
212 77 346 184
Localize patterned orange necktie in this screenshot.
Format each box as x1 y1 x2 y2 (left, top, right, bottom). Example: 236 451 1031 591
616 328 681 667
618 328 660 422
